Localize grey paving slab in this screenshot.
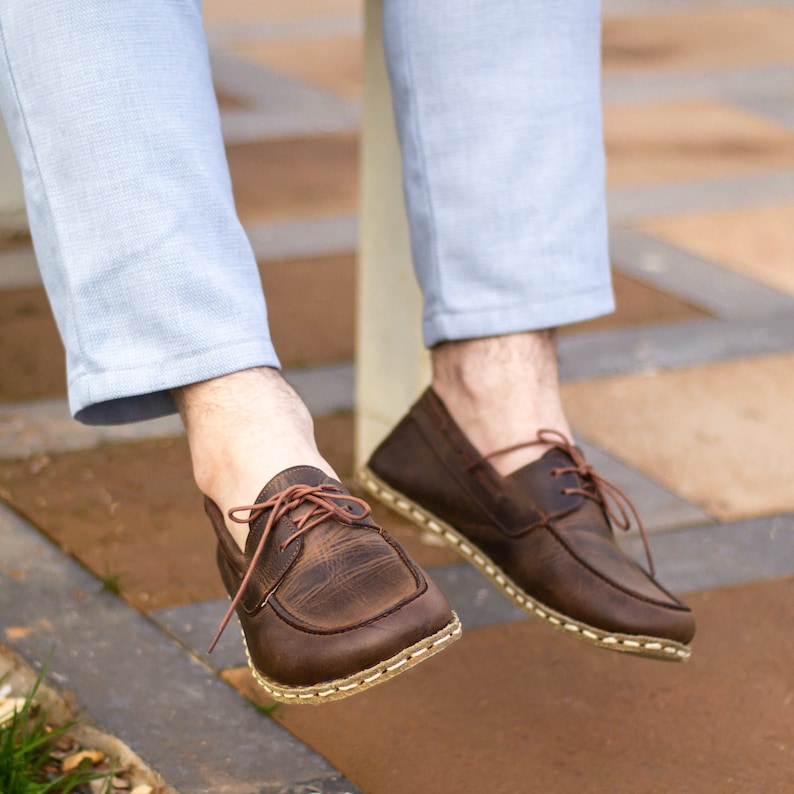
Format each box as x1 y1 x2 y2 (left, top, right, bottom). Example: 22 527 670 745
603 64 794 105
154 511 794 647
607 170 794 225
0 503 359 794
0 365 353 460
210 53 359 144
733 95 794 133
284 363 354 416
610 228 794 320
558 313 794 382
247 216 358 263
0 398 185 460
619 513 794 594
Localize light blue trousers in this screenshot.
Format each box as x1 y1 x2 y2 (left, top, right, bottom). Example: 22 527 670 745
0 0 611 426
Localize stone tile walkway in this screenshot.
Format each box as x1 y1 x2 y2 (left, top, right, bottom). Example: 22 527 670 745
1 1 793 792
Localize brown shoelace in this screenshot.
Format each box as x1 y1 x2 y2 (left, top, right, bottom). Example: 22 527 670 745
208 483 374 653
467 429 655 576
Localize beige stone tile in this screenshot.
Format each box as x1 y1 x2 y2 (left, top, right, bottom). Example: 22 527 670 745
604 100 794 188
233 36 362 99
561 353 794 521
603 7 794 74
642 203 794 297
203 0 360 28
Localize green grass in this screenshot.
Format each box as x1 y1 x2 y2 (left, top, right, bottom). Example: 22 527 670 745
0 670 113 794
98 566 123 596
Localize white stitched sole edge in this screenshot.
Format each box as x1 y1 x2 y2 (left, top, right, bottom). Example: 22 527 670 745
359 467 691 663
241 614 462 704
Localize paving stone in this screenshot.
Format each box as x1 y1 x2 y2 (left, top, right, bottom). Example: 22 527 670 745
154 506 790 660
0 245 39 289
575 437 714 532
227 135 359 224
154 601 249 670
558 313 794 382
0 503 348 794
603 64 794 104
207 14 362 48
607 169 794 223
202 0 361 29
211 52 359 144
619 513 794 594
563 352 794 520
265 578 794 794
0 366 353 459
247 215 358 262
602 7 794 75
232 35 363 99
604 100 794 189
642 202 794 298
610 228 794 319
734 94 794 133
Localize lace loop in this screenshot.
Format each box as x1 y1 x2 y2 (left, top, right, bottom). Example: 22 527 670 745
208 483 372 653
468 429 655 576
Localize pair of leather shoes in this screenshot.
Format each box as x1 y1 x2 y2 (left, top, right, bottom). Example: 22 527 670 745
207 390 694 704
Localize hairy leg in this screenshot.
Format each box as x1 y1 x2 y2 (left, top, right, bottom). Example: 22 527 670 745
172 368 337 549
431 330 572 476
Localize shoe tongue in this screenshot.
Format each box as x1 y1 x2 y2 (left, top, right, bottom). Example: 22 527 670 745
244 466 347 556
505 446 582 514
253 465 337 504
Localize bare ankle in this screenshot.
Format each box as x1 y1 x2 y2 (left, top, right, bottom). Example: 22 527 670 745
431 331 572 474
172 367 337 547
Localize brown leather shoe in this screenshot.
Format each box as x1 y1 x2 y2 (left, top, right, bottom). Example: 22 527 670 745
206 465 461 704
359 389 695 662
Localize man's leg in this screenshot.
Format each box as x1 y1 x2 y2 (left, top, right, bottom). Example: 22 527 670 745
362 0 695 660
0 0 459 702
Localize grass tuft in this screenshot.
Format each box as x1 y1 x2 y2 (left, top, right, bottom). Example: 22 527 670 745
0 668 114 793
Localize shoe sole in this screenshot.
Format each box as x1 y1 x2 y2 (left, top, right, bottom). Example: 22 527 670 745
359 466 691 663
241 614 462 704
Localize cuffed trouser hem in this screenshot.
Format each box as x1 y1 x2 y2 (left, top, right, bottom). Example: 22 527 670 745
422 284 615 348
71 339 280 425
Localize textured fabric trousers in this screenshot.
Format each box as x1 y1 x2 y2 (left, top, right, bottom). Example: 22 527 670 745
0 0 611 426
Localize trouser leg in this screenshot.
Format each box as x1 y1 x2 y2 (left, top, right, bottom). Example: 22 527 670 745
0 0 278 425
382 0 613 347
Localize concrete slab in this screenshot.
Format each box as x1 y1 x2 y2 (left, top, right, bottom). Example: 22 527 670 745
608 169 794 224
0 364 353 460
642 203 794 297
610 228 794 319
154 506 794 670
575 438 714 532
619 513 794 594
261 254 355 367
558 313 794 381
0 503 352 794
603 63 794 105
203 0 360 28
604 100 794 188
0 245 38 289
230 576 794 794
227 134 359 224
233 36 362 99
246 215 358 262
602 7 794 74
562 352 794 519
210 52 359 144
